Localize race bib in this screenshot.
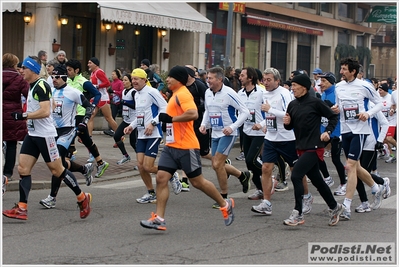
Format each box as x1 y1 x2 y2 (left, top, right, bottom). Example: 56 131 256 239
165 123 175 143
122 106 129 117
27 119 35 131
210 112 224 130
321 116 329 127
53 100 63 118
266 114 277 131
382 108 389 118
245 109 256 124
136 111 145 128
343 104 359 122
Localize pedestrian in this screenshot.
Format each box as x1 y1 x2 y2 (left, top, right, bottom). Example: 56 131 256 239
39 65 96 209
2 56 91 221
199 66 252 208
312 67 323 94
37 50 49 79
45 59 59 88
332 57 384 220
140 59 164 92
87 57 118 152
140 65 234 231
104 69 124 137
251 67 297 215
54 50 67 66
124 68 181 204
318 72 347 195
65 59 108 178
237 67 266 199
283 73 344 226
2 53 30 181
113 73 137 165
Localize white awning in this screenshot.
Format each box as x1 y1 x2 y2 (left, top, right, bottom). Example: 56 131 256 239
2 2 21 12
97 2 212 33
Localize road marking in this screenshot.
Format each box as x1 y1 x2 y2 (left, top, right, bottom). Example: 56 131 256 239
93 178 156 190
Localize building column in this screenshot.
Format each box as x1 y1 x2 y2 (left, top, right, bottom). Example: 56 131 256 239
264 28 272 70
287 32 298 75
233 12 241 69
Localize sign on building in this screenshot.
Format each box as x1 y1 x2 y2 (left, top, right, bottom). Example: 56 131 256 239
366 6 396 23
219 2 246 14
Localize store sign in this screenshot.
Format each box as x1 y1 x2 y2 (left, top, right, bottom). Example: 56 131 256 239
366 6 396 23
219 2 246 14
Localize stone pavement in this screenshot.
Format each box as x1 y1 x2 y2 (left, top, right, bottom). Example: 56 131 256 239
4 132 241 192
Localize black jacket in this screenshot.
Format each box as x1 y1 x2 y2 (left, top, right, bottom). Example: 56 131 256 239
284 92 338 150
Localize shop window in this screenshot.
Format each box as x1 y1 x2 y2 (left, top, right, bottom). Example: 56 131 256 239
244 39 259 69
271 42 287 81
338 3 352 18
298 33 311 45
209 34 226 67
338 31 350 45
298 3 315 9
357 35 364 47
356 7 367 22
272 29 287 42
216 10 228 29
296 45 311 75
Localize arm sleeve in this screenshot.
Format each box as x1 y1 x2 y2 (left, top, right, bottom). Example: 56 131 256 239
83 81 101 106
229 93 250 132
96 70 111 89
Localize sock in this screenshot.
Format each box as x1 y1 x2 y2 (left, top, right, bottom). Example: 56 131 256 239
18 202 27 210
221 193 228 199
303 193 311 199
156 215 164 221
263 199 271 206
97 160 104 166
77 192 85 202
343 198 352 210
238 172 245 181
148 189 155 195
182 177 188 183
371 183 379 194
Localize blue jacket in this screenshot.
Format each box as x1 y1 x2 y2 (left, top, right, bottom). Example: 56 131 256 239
320 84 341 138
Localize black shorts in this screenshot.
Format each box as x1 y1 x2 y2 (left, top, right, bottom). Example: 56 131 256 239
20 135 60 162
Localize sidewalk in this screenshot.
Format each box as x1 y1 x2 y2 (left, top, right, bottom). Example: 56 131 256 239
5 132 240 192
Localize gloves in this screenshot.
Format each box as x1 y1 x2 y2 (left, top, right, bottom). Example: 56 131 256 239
78 121 88 133
11 112 27 121
375 141 384 150
159 113 173 123
107 88 114 94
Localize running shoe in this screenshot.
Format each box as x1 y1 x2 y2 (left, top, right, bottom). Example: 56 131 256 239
340 208 351 220
140 212 166 231
302 194 314 215
392 146 396 151
219 198 235 226
2 203 27 220
117 155 131 165
2 175 8 196
83 163 94 186
323 150 331 158
170 172 182 195
181 180 190 192
87 153 95 163
2 141 6 155
240 171 252 193
225 158 231 180
136 192 157 204
382 177 391 199
212 199 227 209
385 156 396 163
251 200 272 215
39 195 56 209
77 192 92 219
370 184 383 210
235 151 245 161
355 203 371 213
275 181 288 192
283 209 304 226
95 161 109 178
328 203 345 226
324 176 334 187
248 189 263 200
334 183 347 196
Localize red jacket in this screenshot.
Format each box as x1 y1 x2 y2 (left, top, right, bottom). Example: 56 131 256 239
2 68 29 141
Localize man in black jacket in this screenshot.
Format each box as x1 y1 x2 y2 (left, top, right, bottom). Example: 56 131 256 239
283 73 344 227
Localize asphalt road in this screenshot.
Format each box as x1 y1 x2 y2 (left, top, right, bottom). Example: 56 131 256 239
2 134 397 266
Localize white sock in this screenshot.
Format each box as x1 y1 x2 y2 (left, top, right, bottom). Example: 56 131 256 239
371 183 379 194
343 198 352 210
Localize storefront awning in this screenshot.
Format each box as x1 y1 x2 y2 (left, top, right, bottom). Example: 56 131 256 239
246 13 324 36
97 2 212 33
2 2 21 12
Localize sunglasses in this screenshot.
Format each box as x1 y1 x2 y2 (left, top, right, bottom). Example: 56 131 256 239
52 75 67 79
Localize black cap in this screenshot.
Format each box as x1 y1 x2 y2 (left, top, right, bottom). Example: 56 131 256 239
141 59 150 67
319 72 336 85
291 74 311 90
90 57 100 66
379 83 389 92
185 66 196 78
53 64 67 75
168 65 188 85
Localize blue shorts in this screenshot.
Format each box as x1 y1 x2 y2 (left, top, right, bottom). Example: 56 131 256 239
262 139 298 167
211 135 237 156
56 127 76 150
136 138 161 158
341 132 367 161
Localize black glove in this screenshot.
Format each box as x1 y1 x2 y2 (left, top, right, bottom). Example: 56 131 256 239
375 141 384 150
78 121 88 133
107 88 114 94
159 113 173 123
11 112 27 121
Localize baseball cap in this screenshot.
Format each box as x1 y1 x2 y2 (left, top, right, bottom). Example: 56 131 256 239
312 68 323 75
319 72 336 85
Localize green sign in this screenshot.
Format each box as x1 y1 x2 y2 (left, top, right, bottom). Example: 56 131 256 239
366 6 396 23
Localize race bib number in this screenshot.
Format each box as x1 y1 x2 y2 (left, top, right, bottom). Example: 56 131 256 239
266 114 277 131
343 104 359 122
53 100 63 118
122 106 129 117
45 136 59 162
382 108 389 118
210 112 224 130
137 111 145 128
245 109 256 124
321 116 329 127
165 123 175 143
27 119 35 131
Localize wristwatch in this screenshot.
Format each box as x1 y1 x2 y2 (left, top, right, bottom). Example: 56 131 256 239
151 120 157 126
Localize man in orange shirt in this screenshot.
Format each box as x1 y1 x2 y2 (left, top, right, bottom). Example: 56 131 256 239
140 66 235 231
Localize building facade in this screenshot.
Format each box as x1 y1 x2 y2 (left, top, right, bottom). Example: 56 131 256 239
2 2 397 81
